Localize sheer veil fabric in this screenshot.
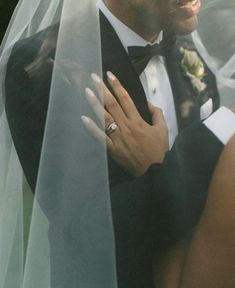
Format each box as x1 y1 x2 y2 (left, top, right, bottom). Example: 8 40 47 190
0 0 117 287
193 0 235 106
0 0 235 287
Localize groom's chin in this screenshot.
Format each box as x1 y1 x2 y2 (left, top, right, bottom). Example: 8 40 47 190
173 15 198 35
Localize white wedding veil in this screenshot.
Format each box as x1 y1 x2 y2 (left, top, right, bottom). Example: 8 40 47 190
0 0 117 287
193 0 235 106
0 0 235 287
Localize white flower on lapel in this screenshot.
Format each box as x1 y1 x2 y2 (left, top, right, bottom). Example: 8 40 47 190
180 47 207 94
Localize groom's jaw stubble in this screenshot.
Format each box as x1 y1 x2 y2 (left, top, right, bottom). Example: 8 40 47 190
103 0 200 41
103 0 162 42
158 0 200 35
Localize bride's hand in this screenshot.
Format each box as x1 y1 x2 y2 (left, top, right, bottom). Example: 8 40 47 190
81 71 169 177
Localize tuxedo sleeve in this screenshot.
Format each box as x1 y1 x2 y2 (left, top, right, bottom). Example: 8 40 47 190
109 121 224 282
149 121 224 255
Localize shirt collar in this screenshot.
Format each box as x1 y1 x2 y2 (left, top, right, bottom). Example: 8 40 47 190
97 0 163 52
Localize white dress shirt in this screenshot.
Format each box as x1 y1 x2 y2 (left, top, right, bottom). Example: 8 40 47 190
97 0 235 147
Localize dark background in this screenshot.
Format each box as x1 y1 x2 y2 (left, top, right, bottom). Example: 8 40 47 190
0 0 18 41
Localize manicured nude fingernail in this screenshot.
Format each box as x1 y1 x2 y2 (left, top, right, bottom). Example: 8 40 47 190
91 73 102 84
81 115 90 124
107 71 116 81
85 88 95 100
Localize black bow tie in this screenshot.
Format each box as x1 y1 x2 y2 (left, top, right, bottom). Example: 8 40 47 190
128 42 164 75
127 34 176 75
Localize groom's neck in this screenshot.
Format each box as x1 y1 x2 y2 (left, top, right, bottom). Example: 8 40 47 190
103 0 161 43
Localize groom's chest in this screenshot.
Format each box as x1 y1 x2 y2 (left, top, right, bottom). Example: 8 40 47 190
140 56 178 147
100 17 219 134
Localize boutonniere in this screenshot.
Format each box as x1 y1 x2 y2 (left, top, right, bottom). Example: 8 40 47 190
180 47 207 94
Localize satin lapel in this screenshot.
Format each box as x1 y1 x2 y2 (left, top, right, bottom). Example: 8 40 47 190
164 38 201 132
99 12 151 124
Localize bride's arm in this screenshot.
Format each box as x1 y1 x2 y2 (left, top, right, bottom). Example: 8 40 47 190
83 72 235 286
154 135 235 288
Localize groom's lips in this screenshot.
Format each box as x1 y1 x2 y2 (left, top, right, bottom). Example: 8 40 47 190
174 0 201 17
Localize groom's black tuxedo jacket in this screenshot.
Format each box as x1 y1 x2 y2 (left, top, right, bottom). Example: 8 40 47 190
5 12 223 288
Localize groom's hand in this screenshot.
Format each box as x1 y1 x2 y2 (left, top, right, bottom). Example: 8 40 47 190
82 71 169 177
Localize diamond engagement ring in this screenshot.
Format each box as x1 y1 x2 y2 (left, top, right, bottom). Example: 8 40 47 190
105 122 118 135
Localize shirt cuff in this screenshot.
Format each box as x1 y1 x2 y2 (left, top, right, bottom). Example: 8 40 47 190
203 106 235 145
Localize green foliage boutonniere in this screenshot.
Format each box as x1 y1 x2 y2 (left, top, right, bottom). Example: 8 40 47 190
180 47 207 94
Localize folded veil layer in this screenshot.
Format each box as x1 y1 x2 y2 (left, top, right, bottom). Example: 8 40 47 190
0 0 117 287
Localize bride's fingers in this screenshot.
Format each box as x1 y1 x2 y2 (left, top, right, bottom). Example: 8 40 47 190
85 88 121 132
230 102 235 113
106 71 139 118
85 88 105 123
91 73 126 122
148 102 166 126
81 115 113 149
